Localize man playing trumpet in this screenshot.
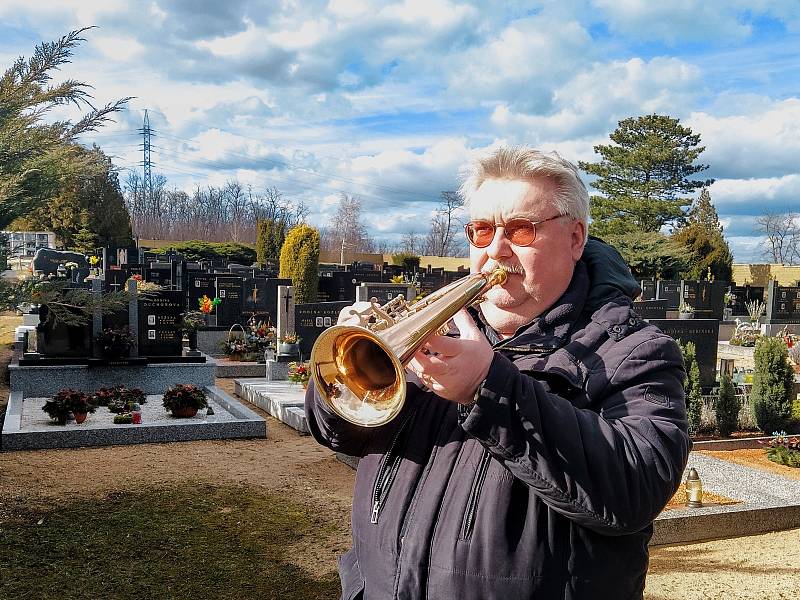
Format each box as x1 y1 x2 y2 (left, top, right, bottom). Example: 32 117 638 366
306 146 690 600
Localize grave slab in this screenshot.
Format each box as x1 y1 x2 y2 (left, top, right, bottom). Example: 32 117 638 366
1 386 266 450
235 379 308 434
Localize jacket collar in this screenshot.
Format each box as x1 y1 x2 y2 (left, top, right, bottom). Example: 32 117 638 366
473 261 589 355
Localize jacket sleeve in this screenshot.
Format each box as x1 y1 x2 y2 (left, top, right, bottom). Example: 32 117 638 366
460 333 690 535
304 376 428 457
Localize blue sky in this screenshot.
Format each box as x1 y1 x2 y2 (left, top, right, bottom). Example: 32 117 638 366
1 1 799 261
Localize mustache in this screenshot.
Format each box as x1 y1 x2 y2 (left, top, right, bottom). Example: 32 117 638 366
481 262 525 276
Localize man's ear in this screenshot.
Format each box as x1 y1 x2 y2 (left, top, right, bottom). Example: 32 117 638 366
571 220 587 261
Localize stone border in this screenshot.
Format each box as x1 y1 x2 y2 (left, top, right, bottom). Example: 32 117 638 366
235 379 308 434
215 360 267 378
652 502 800 546
691 436 773 451
1 386 266 451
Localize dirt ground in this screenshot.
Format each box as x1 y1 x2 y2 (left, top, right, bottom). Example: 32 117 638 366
1 333 799 596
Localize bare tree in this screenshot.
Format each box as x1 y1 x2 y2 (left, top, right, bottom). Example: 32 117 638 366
320 193 374 255
755 210 800 264
424 191 466 256
401 230 421 254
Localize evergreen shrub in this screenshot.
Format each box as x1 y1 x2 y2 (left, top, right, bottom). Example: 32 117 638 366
279 225 320 304
679 340 702 435
751 337 795 434
715 373 740 437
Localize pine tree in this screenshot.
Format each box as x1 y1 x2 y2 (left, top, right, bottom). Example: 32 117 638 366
579 114 714 238
671 189 733 281
751 337 795 433
0 29 129 228
715 373 740 437
71 210 99 254
279 225 320 304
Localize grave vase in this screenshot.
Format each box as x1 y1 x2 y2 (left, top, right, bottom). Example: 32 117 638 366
187 330 198 352
170 406 199 418
679 312 694 320
74 412 88 424
279 342 299 356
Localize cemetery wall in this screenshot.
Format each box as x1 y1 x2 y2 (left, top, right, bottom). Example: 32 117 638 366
732 264 800 286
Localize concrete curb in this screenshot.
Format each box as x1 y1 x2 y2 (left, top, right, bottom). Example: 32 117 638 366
235 378 309 434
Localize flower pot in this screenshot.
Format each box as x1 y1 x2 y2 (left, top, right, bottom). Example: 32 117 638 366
279 342 300 356
74 412 88 424
171 406 199 418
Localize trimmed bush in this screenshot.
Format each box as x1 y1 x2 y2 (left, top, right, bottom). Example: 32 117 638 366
715 373 740 437
751 336 795 434
152 241 256 264
279 225 320 304
679 340 702 435
256 219 285 265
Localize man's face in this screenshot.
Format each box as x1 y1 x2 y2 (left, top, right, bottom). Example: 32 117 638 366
468 177 586 336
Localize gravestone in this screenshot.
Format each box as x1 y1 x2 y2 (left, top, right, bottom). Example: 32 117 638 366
187 273 217 315
730 285 765 316
765 280 800 325
277 285 295 342
647 318 720 389
656 280 681 310
356 282 417 304
631 300 667 320
261 278 291 326
35 301 92 358
215 276 244 327
104 268 128 292
680 280 727 320
419 273 446 296
137 290 184 356
640 280 656 301
146 261 173 287
124 263 144 278
32 248 88 276
295 301 351 358
242 277 268 321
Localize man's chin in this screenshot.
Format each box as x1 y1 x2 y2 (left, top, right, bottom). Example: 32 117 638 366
482 288 525 310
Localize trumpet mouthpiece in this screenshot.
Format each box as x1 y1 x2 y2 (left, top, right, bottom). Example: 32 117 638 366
490 268 507 287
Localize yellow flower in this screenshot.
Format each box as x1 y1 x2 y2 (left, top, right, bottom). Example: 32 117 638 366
89 256 100 266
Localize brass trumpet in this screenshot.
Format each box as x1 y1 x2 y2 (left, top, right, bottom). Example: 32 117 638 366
310 268 507 427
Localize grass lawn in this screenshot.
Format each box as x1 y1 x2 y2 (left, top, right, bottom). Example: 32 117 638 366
0 482 341 599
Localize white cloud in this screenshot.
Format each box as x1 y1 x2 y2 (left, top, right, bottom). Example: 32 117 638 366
489 56 701 142
688 99 800 179
710 175 800 212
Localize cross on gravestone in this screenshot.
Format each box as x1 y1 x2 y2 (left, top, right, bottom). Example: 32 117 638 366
277 285 295 341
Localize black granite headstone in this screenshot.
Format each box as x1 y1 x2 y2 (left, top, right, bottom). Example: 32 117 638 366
647 318 720 389
36 302 92 358
362 284 416 304
187 273 217 315
766 280 800 324
262 278 291 326
104 268 128 292
680 280 727 320
215 276 244 327
640 280 656 301
146 262 173 287
656 281 681 310
295 301 351 358
419 273 446 296
632 300 667 319
137 290 184 356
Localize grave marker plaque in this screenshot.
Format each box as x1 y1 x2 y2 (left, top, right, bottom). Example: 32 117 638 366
656 281 681 310
631 300 667 320
215 276 244 327
188 273 217 315
242 277 268 320
146 261 173 287
357 283 417 304
295 301 351 358
766 280 800 324
137 290 184 356
681 280 726 320
647 319 719 389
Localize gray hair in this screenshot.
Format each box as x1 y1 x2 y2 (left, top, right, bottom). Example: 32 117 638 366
458 146 590 225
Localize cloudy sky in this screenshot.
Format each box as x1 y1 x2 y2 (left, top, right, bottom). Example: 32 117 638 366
2 1 799 261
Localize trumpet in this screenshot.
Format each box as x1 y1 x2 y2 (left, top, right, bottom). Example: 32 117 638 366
309 268 507 427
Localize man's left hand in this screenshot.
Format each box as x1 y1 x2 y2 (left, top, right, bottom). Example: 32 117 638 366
407 309 494 403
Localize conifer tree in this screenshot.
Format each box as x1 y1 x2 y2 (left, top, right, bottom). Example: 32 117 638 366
680 340 703 435
715 373 740 437
672 189 733 281
751 337 795 433
279 225 320 304
580 114 713 238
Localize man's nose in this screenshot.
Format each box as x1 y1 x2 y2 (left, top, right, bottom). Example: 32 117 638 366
486 226 513 260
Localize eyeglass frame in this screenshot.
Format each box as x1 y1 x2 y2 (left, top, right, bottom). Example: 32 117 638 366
463 214 568 248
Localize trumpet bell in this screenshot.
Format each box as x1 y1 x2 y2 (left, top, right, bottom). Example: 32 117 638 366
310 325 406 426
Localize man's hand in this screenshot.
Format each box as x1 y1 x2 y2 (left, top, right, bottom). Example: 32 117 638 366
407 309 494 403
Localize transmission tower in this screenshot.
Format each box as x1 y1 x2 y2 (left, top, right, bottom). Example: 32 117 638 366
138 109 154 202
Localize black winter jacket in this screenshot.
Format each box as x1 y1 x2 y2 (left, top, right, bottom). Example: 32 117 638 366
306 248 690 600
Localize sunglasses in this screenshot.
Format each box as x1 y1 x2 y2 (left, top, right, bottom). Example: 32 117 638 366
464 214 565 248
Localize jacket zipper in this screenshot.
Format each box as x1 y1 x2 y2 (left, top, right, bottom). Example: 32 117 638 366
370 410 416 524
460 448 492 540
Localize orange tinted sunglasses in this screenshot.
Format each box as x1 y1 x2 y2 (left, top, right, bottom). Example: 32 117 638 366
464 214 564 248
